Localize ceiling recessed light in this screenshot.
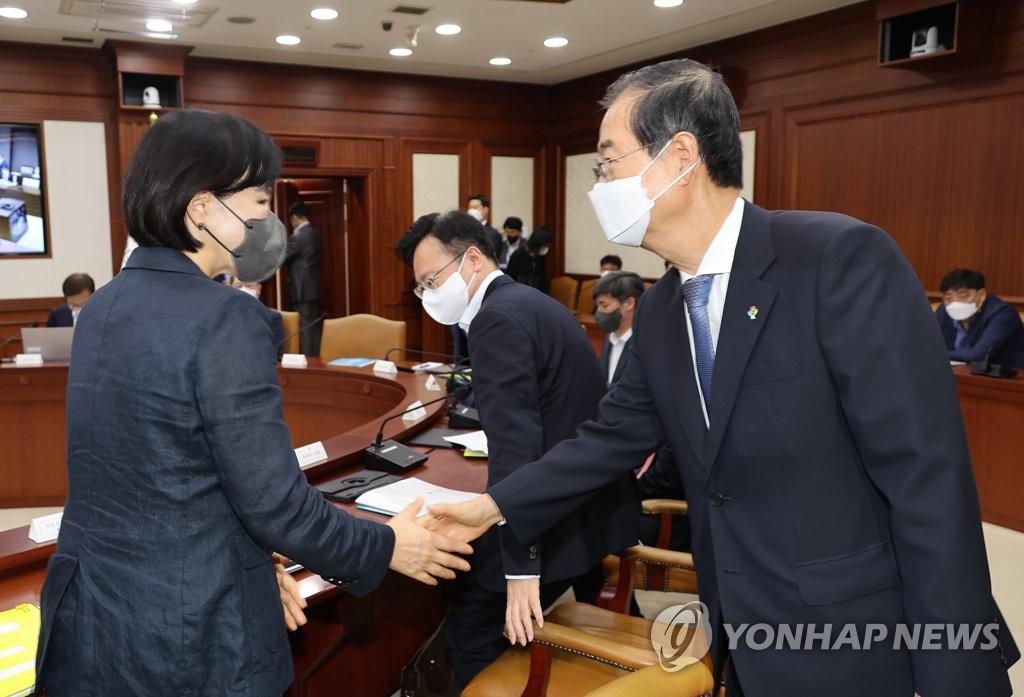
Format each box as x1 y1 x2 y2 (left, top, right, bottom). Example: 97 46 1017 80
390 47 413 57
171 0 198 4
146 19 173 32
435 24 461 36
276 35 301 45
654 0 684 6
489 57 512 66
543 37 568 48
0 7 28 19
310 8 338 21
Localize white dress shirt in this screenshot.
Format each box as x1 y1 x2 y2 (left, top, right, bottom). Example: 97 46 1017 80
459 269 504 335
606 327 633 384
677 196 745 427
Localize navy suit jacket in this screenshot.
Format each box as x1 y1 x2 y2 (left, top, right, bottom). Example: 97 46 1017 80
468 273 639 592
36 247 394 695
489 204 1016 696
46 304 73 327
935 294 1023 363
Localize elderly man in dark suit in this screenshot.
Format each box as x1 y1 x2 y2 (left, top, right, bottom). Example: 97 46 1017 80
426 58 1017 697
285 201 323 356
395 211 640 686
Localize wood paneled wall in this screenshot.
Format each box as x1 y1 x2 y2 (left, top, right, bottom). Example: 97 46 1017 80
3 0 1024 351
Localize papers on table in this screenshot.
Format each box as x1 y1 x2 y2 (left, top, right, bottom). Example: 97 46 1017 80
354 476 478 517
442 430 488 455
950 360 966 366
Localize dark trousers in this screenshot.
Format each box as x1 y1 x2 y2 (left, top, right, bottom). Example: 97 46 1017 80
293 300 321 357
445 572 579 686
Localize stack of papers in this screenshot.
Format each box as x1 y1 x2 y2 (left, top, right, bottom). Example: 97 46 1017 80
442 430 488 455
355 477 478 517
0 604 40 697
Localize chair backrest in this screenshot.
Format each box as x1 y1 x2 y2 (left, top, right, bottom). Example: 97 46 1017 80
277 310 300 355
319 314 407 362
549 275 579 310
576 278 599 314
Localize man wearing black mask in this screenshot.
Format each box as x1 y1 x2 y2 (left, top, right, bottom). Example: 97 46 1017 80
591 271 644 386
497 216 524 270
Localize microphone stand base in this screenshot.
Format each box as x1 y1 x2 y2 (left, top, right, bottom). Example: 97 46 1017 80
364 440 428 473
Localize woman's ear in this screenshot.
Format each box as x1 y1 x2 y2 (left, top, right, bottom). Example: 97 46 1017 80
188 191 212 216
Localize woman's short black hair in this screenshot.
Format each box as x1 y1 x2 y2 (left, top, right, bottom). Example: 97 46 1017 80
395 210 498 267
122 109 281 252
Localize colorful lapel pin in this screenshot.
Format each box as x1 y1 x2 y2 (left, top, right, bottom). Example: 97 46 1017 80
746 305 759 320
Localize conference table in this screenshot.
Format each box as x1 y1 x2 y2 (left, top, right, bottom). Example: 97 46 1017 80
0 359 488 697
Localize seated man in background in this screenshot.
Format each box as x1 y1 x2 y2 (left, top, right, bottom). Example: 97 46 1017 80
592 270 644 386
599 254 622 276
47 273 95 327
935 268 1022 363
396 211 639 686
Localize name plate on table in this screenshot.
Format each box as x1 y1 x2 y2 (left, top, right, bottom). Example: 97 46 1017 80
14 353 43 367
295 441 329 470
424 374 442 391
402 400 427 422
373 359 398 375
281 353 308 368
28 511 63 543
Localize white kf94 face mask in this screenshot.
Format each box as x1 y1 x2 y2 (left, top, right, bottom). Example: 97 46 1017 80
945 300 979 322
420 255 478 325
588 141 698 247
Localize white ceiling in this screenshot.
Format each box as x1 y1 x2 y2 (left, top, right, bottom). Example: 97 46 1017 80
0 0 863 85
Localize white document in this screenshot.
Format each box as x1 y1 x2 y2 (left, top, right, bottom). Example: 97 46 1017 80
442 430 488 454
355 476 478 517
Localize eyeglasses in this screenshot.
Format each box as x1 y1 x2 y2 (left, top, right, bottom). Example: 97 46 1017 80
593 141 662 182
413 253 464 298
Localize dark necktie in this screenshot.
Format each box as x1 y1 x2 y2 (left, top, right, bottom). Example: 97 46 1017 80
682 274 716 415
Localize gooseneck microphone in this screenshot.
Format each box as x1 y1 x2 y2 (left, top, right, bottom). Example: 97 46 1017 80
0 321 40 363
970 334 1019 379
364 385 471 473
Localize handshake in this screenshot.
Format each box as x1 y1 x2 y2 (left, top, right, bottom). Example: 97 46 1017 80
274 494 504 631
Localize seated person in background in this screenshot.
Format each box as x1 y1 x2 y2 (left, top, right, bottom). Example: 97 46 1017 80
935 268 1022 363
47 273 95 327
231 277 285 351
506 225 553 293
496 216 524 270
592 271 644 386
599 254 622 276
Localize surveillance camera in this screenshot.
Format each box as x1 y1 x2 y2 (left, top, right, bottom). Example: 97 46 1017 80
382 20 393 31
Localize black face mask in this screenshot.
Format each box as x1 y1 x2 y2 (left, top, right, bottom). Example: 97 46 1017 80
594 308 622 334
506 235 520 245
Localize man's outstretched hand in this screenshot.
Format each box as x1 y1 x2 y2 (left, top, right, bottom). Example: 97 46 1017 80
421 494 504 544
387 497 474 585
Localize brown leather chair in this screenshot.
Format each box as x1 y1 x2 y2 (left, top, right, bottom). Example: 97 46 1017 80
549 276 580 311
318 314 406 362
462 600 713 697
276 310 300 355
575 278 598 314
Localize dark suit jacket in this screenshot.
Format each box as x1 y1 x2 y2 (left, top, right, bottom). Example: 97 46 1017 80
46 304 73 327
489 204 1016 696
284 222 322 304
483 223 502 256
598 334 631 386
935 294 1023 363
469 273 639 592
36 247 394 696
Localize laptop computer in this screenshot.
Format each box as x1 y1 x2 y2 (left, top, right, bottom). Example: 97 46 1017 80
20 327 74 362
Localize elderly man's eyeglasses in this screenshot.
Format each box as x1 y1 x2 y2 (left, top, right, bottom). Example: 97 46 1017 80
592 141 662 183
414 253 464 298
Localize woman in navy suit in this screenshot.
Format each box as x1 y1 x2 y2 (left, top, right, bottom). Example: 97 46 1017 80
35 109 469 696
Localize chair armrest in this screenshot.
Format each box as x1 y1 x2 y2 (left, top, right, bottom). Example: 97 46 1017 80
584 661 715 697
618 544 695 572
641 498 689 517
529 620 655 672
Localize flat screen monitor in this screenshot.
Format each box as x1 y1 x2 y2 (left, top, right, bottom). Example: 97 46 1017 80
0 123 48 256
